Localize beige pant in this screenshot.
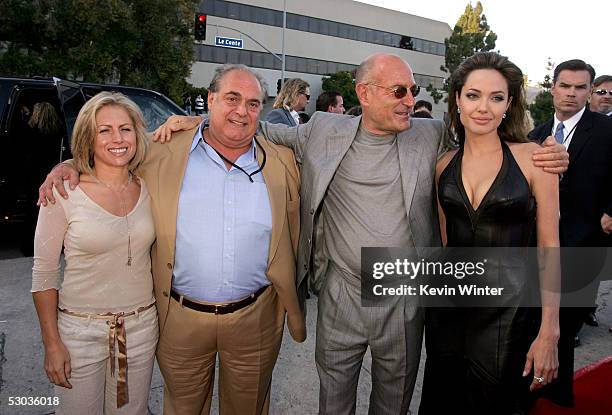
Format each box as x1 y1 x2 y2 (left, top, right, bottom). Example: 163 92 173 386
157 287 285 415
55 305 158 415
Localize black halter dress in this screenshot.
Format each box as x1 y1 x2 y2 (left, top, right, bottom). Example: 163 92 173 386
419 140 539 415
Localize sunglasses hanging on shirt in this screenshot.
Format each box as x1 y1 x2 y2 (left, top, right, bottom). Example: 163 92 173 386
200 134 267 183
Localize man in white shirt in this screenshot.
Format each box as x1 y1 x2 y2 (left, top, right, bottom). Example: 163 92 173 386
528 59 612 408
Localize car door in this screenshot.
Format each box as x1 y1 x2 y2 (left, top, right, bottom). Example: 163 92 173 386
54 78 87 160
0 81 67 222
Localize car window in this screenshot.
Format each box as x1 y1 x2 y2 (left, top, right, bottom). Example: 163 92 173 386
121 93 179 132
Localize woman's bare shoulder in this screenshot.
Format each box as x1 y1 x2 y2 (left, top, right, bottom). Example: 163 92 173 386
507 140 540 156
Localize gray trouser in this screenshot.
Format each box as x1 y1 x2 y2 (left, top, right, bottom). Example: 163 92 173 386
315 267 424 415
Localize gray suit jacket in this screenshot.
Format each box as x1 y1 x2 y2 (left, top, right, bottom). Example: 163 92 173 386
260 112 445 306
265 108 297 126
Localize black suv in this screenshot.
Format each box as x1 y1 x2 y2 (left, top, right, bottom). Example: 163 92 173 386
0 77 185 254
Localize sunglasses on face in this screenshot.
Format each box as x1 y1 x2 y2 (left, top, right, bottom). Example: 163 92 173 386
301 92 311 100
368 83 420 99
593 89 612 96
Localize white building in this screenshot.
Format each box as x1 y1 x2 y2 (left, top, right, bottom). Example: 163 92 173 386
188 0 451 118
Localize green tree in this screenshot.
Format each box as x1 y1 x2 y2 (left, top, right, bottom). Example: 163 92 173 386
528 59 555 126
321 71 359 110
426 1 497 103
0 0 199 103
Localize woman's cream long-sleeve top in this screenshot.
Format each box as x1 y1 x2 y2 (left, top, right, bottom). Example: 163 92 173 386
31 179 156 314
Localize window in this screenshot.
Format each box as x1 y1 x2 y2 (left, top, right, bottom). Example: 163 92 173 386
286 14 300 30
201 1 445 56
262 53 275 69
227 2 240 19
195 46 445 81
227 48 242 64
251 52 264 68
285 56 298 72
319 19 330 36
309 17 321 33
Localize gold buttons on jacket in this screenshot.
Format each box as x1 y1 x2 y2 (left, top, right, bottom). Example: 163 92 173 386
162 291 169 297
166 263 173 270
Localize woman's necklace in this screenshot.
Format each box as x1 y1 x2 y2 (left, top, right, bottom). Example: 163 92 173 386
91 172 134 266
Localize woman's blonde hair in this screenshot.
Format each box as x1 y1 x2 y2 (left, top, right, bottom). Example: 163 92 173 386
28 102 61 135
273 78 309 109
71 91 148 175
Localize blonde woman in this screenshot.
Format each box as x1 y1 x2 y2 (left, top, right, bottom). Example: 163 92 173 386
32 92 157 414
265 78 310 126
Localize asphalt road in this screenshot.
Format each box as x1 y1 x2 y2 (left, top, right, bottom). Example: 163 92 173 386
1 256 610 414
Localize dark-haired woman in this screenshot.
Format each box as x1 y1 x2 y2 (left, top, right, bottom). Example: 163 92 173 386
419 52 560 415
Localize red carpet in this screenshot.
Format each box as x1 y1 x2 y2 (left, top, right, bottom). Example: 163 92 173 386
531 356 612 414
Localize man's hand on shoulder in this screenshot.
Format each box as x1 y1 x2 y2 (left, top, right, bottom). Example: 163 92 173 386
532 136 569 174
153 115 203 143
37 162 79 206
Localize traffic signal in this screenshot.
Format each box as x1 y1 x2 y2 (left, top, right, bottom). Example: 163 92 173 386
276 78 289 93
195 14 207 41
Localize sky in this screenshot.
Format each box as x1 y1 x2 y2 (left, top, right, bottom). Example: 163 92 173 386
357 0 612 85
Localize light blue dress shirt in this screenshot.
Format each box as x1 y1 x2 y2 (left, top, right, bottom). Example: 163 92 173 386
172 123 272 302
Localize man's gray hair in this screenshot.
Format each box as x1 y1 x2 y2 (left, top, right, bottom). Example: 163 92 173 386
208 64 268 101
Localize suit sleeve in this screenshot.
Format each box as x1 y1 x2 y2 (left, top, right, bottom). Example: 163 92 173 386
528 123 550 144
259 112 319 164
264 109 289 125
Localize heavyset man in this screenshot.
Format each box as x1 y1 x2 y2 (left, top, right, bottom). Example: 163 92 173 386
38 64 306 415
155 53 568 414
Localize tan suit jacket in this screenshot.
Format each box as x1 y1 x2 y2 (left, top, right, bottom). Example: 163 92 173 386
137 126 306 342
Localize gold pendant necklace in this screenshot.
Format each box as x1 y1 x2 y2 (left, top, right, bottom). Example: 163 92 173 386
91 172 134 266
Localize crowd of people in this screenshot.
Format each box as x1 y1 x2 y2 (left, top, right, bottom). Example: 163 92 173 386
32 48 610 415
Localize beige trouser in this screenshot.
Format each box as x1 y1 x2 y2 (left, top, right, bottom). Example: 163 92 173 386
55 305 158 415
157 286 285 415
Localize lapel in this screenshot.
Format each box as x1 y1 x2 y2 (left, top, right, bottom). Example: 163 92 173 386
538 119 554 143
286 109 297 127
312 115 361 209
567 110 593 166
397 122 426 219
256 137 286 266
156 129 194 255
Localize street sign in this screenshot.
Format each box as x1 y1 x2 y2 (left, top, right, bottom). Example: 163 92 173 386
215 36 243 49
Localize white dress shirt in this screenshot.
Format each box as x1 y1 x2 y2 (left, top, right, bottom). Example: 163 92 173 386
552 107 585 149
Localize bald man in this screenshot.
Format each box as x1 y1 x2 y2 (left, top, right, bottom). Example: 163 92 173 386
153 54 569 414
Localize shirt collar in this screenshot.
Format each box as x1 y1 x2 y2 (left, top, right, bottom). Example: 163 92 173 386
553 106 585 134
191 120 258 167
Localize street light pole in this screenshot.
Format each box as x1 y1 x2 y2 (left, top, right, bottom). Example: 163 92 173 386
208 23 283 62
281 0 287 87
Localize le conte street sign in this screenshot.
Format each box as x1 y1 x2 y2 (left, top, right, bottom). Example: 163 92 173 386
215 36 243 49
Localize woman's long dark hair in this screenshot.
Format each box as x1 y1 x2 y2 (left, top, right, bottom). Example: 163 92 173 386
449 52 529 145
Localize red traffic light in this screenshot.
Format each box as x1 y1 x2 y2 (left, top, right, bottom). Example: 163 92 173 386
195 13 207 41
